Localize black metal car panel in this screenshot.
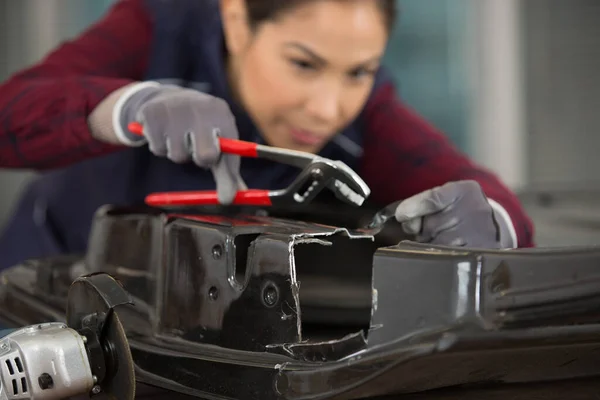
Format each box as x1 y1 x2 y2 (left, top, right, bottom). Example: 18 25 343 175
1 205 600 399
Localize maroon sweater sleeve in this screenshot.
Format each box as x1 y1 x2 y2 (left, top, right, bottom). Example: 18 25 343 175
0 0 152 170
360 80 535 248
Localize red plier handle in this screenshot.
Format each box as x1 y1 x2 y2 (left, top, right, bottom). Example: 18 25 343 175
128 122 273 207
145 190 274 207
128 122 259 157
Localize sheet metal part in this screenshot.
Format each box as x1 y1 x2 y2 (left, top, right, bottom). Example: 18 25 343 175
1 205 600 399
356 199 404 236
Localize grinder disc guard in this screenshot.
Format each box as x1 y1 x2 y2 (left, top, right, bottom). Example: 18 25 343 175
66 273 136 400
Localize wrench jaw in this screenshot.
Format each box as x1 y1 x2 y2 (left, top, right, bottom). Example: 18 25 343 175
330 180 366 207
271 161 369 207
327 160 371 200
319 160 370 207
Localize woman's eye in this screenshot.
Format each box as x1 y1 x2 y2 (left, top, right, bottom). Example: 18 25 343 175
290 59 315 71
349 68 376 80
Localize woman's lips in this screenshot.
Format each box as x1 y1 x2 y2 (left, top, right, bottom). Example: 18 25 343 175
290 128 326 146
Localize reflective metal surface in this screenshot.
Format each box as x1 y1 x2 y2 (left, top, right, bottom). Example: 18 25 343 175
1 205 600 399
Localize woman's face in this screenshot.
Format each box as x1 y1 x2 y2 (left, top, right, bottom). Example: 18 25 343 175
222 0 389 153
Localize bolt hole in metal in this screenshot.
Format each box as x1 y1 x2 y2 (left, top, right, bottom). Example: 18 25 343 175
209 286 219 301
262 281 279 308
212 244 223 260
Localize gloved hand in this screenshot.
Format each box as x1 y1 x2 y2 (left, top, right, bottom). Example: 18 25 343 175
394 180 515 249
115 82 246 204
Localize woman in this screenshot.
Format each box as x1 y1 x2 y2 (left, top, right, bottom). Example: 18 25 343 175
0 0 534 270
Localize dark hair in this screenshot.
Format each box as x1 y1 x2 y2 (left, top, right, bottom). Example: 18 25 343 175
245 0 397 33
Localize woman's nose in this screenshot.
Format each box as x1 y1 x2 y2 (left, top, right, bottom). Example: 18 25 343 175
304 84 343 124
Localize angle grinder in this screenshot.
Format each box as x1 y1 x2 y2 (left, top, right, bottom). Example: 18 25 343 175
0 273 135 400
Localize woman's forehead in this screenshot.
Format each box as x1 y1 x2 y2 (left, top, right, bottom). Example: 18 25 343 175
263 1 388 62
275 0 386 29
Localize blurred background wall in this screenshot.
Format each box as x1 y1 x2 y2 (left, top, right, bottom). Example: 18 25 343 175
1 0 600 246
522 0 600 186
384 0 471 152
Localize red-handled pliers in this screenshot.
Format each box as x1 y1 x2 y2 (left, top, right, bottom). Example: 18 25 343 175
128 122 371 208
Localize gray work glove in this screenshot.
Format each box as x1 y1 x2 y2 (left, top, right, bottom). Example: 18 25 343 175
394 180 514 249
117 83 246 204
